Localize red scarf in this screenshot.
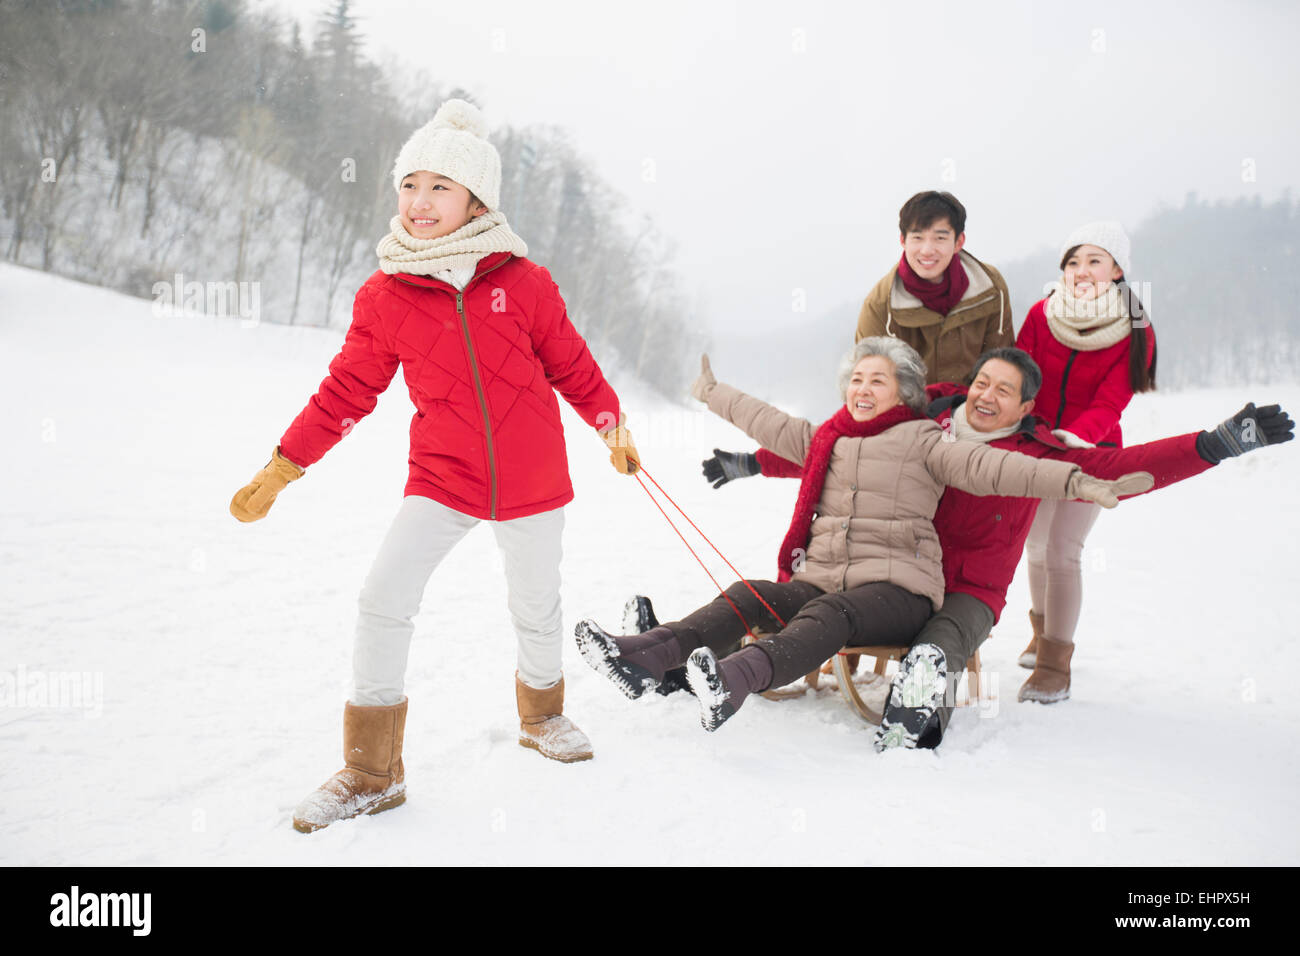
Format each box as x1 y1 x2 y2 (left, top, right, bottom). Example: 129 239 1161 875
897 252 970 316
776 403 923 582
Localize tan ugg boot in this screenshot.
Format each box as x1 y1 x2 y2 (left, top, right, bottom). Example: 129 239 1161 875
1017 636 1074 703
1019 610 1045 669
292 698 408 833
516 675 593 762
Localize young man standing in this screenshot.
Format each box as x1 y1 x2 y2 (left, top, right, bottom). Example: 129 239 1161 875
857 191 1013 384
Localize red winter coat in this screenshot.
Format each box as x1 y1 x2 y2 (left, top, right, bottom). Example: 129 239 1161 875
922 389 1211 620
278 252 621 521
1015 297 1156 448
756 386 1213 622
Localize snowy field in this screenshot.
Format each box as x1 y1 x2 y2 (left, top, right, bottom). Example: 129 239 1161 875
2 262 1298 866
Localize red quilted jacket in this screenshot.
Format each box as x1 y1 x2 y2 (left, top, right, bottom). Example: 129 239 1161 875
1015 297 1156 448
278 252 621 521
922 388 1210 621
756 385 1213 622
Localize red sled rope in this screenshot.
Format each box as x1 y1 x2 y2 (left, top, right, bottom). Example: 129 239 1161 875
632 464 787 633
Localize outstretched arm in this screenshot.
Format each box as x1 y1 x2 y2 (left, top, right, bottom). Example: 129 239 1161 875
1055 402 1294 498
1055 433 1209 496
234 282 398 523
691 355 815 466
925 431 1152 508
926 435 1079 501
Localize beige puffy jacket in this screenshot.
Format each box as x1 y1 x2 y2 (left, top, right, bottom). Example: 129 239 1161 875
707 383 1080 610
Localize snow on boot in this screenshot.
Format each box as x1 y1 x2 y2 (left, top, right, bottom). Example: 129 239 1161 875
1019 610 1044 669
622 594 660 634
292 698 408 833
685 648 735 732
874 645 947 752
1018 636 1073 703
516 675 593 762
576 619 665 699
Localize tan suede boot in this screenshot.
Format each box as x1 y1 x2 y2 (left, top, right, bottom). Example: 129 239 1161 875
1019 610 1045 669
1017 636 1074 703
292 698 407 832
516 675 593 762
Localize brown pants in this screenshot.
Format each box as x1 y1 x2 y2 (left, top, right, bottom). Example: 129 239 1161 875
662 579 933 690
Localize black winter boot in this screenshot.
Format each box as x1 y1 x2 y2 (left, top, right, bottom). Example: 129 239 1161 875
685 645 772 732
874 644 948 752
622 595 692 696
576 619 683 700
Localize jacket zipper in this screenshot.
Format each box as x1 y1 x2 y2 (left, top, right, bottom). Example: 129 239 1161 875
396 256 512 519
458 290 498 518
1055 349 1079 429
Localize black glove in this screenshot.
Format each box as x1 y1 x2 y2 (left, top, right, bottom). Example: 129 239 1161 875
1196 403 1295 464
702 449 761 489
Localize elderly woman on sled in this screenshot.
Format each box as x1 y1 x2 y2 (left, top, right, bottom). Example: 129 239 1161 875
575 337 1154 750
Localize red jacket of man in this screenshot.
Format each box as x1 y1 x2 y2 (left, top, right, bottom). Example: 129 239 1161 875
755 384 1213 622
278 252 621 521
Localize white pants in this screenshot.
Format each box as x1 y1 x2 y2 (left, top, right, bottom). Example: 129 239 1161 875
351 495 565 706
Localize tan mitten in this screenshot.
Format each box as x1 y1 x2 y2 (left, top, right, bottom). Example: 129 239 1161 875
1066 470 1154 509
230 447 305 522
599 413 641 475
690 354 717 404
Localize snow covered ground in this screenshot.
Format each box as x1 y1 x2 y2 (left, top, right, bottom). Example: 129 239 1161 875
3 261 1298 866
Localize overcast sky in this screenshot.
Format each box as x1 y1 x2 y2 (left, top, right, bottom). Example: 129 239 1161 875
259 0 1300 333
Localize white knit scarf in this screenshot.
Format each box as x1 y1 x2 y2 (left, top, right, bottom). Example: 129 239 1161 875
1043 280 1132 351
376 210 529 276
950 401 1022 444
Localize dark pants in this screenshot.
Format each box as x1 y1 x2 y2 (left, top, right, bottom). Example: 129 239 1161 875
907 591 995 734
664 579 933 690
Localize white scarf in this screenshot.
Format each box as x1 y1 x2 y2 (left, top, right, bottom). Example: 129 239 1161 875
950 401 1022 444
376 210 529 276
1043 279 1133 351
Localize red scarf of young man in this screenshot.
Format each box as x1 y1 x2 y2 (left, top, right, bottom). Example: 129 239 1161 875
776 402 922 581
897 252 970 316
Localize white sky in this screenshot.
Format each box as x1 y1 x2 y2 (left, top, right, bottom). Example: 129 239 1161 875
260 0 1300 332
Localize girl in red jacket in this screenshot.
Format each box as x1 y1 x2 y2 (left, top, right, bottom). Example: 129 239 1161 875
228 100 639 832
1014 221 1155 703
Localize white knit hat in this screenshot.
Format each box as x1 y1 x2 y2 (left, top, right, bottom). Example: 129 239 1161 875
391 99 502 210
1059 221 1131 277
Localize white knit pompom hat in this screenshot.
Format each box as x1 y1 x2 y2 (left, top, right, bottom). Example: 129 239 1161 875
1059 221 1131 277
391 99 502 210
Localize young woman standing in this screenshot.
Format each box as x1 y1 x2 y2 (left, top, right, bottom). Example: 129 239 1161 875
1014 222 1156 702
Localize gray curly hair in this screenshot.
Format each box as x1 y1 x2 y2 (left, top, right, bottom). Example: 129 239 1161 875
837 337 929 413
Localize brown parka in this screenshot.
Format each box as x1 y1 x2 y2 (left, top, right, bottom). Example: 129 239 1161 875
855 251 1014 385
706 382 1080 611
